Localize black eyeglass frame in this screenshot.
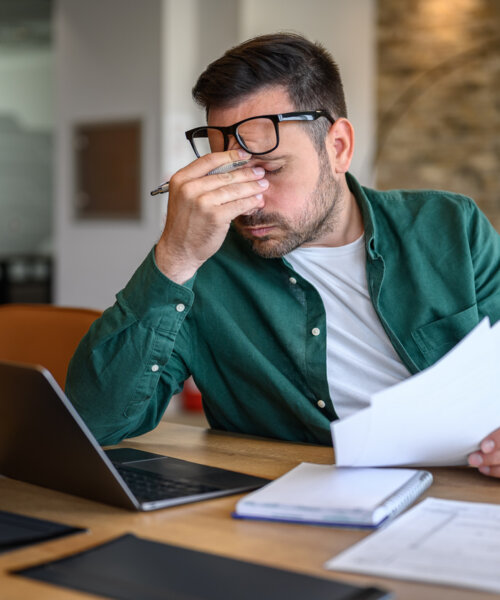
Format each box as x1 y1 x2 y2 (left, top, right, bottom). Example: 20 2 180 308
184 110 335 158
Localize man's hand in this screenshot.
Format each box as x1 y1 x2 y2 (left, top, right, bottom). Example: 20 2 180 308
468 428 500 477
155 150 268 284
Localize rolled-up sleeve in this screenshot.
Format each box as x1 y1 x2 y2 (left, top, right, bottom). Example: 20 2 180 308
66 248 194 445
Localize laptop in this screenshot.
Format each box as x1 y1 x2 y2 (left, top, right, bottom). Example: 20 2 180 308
0 361 269 511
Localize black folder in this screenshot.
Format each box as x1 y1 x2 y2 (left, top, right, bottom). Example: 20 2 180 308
14 533 391 600
0 510 84 554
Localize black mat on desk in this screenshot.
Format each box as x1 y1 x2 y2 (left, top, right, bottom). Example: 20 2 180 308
0 510 85 554
13 533 391 600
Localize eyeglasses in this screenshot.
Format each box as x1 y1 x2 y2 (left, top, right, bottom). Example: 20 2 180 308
185 110 335 158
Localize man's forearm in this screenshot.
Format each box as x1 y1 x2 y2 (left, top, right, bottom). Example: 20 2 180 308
66 250 193 444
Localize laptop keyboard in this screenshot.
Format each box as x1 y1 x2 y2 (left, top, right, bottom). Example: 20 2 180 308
113 464 220 502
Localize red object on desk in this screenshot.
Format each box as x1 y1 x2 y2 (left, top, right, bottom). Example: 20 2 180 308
181 377 203 412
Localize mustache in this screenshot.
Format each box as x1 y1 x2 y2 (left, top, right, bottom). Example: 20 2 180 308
236 210 287 227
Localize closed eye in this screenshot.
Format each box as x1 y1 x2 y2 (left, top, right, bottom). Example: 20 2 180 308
264 166 283 176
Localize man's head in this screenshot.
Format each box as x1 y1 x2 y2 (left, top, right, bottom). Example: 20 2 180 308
191 34 359 258
192 32 347 152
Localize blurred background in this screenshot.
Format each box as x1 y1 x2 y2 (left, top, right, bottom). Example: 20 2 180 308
1 0 499 310
1 0 499 425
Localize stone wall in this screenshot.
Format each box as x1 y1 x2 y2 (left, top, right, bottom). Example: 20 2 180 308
376 0 500 231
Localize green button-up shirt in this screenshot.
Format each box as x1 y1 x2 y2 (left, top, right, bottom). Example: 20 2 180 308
66 174 500 446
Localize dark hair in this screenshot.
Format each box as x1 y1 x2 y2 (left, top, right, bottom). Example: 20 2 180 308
192 32 347 150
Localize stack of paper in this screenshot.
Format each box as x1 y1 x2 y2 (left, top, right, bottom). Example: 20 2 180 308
332 318 500 467
326 496 500 595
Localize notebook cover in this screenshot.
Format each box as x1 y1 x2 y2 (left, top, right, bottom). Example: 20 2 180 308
0 510 85 554
231 511 385 529
14 533 392 600
234 463 433 528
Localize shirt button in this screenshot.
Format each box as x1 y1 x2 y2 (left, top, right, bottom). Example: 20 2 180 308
317 400 326 409
311 327 320 336
289 277 297 285
176 303 186 312
151 364 160 372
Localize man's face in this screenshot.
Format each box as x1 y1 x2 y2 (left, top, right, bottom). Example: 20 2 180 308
207 87 342 258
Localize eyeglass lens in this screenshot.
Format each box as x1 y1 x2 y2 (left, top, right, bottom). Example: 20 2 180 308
192 117 278 156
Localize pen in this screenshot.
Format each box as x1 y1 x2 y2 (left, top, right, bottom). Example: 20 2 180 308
150 159 250 196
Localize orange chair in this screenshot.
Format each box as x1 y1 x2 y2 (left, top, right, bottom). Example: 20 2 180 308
0 304 102 389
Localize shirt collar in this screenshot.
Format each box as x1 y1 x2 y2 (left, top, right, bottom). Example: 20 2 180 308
345 172 379 260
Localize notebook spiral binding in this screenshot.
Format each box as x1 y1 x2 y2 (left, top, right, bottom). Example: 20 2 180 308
382 471 433 521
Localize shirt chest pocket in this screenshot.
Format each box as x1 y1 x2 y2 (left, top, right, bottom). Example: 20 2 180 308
411 304 479 367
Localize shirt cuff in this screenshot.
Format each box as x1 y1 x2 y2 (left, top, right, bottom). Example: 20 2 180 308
119 247 195 331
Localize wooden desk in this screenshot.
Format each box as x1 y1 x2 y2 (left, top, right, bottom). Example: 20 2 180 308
1 422 499 599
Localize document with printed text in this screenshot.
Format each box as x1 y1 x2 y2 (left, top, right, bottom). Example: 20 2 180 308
325 496 500 595
332 319 500 467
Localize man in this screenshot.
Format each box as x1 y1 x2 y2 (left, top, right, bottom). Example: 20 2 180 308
67 33 500 477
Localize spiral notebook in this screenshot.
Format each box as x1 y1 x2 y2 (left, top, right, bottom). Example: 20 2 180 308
233 463 432 528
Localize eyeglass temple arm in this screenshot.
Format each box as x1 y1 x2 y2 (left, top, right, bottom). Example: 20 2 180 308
279 111 335 124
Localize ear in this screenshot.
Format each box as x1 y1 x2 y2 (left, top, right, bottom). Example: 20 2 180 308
324 118 355 174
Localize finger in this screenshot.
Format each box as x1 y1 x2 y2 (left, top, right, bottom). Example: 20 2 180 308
176 149 251 183
480 428 500 453
468 452 483 467
479 448 500 467
209 178 269 207
468 430 500 469
468 448 500 467
215 193 266 223
191 179 268 214
479 464 500 478
480 438 496 454
179 165 267 199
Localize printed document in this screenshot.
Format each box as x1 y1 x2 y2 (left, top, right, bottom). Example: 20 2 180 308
326 497 500 594
332 318 500 466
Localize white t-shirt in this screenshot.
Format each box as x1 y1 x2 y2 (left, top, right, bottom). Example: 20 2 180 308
285 235 411 419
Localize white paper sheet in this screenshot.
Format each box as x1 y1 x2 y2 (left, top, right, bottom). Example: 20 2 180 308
332 319 500 467
325 497 500 595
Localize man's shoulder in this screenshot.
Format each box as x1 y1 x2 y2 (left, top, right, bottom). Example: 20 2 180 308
363 184 475 214
359 182 478 234
346 173 482 250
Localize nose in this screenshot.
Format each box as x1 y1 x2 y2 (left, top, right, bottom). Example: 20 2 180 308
226 135 244 153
